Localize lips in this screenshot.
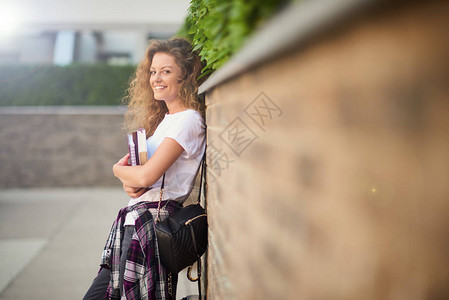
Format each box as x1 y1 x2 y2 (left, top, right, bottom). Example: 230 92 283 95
154 85 167 91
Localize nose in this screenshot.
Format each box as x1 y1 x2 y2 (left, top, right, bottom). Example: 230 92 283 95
154 71 162 81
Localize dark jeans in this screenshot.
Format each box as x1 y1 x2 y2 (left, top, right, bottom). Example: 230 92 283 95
83 225 134 300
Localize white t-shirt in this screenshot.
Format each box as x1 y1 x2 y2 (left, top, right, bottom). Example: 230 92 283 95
124 109 206 225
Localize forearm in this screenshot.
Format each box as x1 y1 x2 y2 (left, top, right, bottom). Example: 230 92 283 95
113 164 147 187
113 137 184 188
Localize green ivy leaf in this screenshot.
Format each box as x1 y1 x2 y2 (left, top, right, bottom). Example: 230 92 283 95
177 0 289 75
193 43 203 51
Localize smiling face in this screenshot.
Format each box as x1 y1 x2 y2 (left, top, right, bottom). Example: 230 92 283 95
150 52 182 104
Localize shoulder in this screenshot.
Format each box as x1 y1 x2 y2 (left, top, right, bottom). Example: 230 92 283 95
163 109 205 155
177 109 203 121
172 109 205 129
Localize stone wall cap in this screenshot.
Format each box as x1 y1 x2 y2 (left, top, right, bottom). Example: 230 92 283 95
199 0 385 94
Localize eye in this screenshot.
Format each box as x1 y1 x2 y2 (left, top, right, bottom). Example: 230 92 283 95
163 70 171 74
149 70 156 75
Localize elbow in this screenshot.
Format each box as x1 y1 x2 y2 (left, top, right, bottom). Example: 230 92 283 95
138 177 151 188
112 164 118 177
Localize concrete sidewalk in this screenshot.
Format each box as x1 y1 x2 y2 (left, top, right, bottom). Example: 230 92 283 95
0 188 198 300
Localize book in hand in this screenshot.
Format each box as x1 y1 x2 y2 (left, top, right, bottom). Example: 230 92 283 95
127 128 148 166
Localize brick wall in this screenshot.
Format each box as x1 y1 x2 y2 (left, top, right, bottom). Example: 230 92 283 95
204 1 449 299
0 108 128 188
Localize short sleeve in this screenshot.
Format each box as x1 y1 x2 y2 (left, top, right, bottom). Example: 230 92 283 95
163 110 205 157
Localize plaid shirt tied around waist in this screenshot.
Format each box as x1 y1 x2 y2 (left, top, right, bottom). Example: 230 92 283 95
101 200 181 300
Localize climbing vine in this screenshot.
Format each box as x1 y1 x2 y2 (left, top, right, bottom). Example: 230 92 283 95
179 0 292 78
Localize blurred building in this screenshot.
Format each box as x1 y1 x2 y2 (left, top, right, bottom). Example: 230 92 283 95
0 0 189 65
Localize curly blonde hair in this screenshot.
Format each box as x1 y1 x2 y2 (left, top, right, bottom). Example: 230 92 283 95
123 37 204 136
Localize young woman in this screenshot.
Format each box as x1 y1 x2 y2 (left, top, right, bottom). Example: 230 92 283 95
83 38 206 300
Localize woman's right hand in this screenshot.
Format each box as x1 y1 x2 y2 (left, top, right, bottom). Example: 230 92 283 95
123 184 147 198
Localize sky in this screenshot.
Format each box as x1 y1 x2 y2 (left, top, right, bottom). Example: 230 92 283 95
0 0 190 37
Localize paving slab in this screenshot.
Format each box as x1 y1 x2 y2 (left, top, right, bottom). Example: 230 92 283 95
0 239 47 294
0 188 197 300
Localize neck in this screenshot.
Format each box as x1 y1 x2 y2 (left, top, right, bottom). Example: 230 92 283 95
165 99 186 114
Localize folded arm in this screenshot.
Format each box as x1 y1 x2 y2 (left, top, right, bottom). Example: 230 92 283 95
113 137 184 188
